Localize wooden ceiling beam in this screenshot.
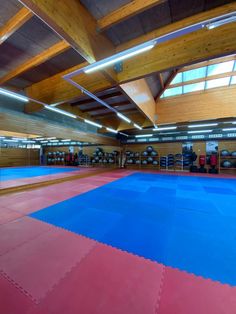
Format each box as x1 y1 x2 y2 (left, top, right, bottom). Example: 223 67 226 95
0 41 70 85
80 101 131 113
0 7 33 44
72 91 123 106
118 21 236 83
24 3 236 115
19 0 114 63
155 70 178 102
91 108 137 117
120 78 157 125
97 0 166 31
116 2 236 52
25 62 113 106
158 73 164 89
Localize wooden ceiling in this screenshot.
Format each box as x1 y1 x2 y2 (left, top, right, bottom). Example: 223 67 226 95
0 0 235 135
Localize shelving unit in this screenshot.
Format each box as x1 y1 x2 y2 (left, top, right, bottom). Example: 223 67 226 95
219 155 236 174
124 149 191 172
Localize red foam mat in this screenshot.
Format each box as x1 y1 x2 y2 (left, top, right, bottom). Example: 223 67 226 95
0 274 35 314
30 243 164 314
157 267 236 314
0 207 23 225
0 227 96 302
0 217 53 256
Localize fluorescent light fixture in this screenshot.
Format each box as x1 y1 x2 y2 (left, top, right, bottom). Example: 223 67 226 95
84 119 102 128
119 132 129 137
153 126 177 131
188 123 218 128
0 88 29 102
117 113 131 123
61 139 71 142
44 105 77 119
134 123 142 130
35 138 46 141
232 122 236 125
12 137 27 140
188 130 213 134
222 128 236 131
40 140 48 143
22 140 36 143
135 134 153 138
0 136 6 139
206 15 236 30
47 137 56 140
3 139 18 142
84 44 155 74
106 127 118 134
50 140 59 142
159 132 180 135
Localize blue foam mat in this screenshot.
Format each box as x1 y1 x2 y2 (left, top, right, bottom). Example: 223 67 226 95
0 166 78 181
30 173 236 286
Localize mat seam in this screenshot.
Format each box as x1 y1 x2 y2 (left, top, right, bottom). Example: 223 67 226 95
30 219 235 289
0 226 97 305
154 265 166 314
0 222 56 257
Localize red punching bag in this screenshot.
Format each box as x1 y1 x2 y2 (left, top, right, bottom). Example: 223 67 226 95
199 155 206 166
210 154 217 166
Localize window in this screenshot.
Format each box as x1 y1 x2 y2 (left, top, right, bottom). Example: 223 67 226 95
206 77 230 89
231 76 236 85
182 67 207 82
183 82 205 94
207 61 234 76
161 58 235 99
170 73 182 85
163 86 182 97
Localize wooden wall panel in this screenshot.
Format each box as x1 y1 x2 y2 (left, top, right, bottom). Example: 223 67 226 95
0 111 118 146
156 86 236 124
0 148 39 167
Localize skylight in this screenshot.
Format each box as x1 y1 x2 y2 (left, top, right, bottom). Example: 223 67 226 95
206 77 231 89
161 58 236 99
231 76 236 85
183 82 205 94
207 60 234 76
182 67 207 82
163 86 182 97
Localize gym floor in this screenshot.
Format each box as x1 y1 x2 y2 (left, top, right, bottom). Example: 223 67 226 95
1 170 236 314
0 166 99 190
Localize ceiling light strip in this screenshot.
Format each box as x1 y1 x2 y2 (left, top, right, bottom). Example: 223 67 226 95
63 12 236 79
135 134 153 138
0 88 29 102
84 44 155 74
188 130 213 134
84 119 102 128
153 126 177 131
134 123 142 130
188 123 218 128
106 127 118 133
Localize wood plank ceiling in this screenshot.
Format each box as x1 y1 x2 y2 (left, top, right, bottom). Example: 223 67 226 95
0 0 235 135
